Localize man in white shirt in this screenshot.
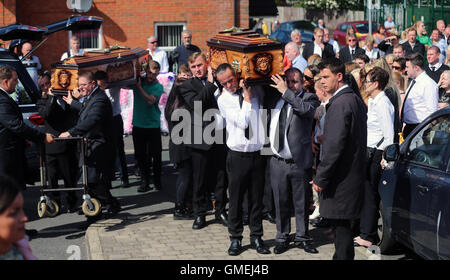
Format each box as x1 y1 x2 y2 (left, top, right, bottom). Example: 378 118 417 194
302 28 335 61
268 68 320 255
384 16 395 30
19 42 41 88
402 53 439 138
284 42 307 73
60 36 84 61
146 36 169 73
354 67 394 248
323 28 340 56
216 63 270 256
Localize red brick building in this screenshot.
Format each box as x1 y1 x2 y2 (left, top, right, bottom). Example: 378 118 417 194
0 0 250 70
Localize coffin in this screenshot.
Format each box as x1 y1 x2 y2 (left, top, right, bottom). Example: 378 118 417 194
51 46 148 95
207 29 284 85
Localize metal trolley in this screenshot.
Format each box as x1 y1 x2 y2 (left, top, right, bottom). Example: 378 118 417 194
37 137 102 218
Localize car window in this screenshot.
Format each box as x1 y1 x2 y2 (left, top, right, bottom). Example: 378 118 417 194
339 24 347 32
14 80 34 105
406 115 450 169
354 23 378 33
279 23 290 31
291 21 316 32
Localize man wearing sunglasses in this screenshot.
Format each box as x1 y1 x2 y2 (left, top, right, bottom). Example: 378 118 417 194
147 36 169 73
338 34 365 64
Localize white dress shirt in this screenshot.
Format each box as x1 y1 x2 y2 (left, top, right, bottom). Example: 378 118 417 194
269 96 296 159
367 91 394 150
364 47 380 61
105 87 122 116
403 71 439 124
60 49 84 61
217 87 265 152
313 43 323 57
148 48 169 73
292 55 308 73
328 39 340 55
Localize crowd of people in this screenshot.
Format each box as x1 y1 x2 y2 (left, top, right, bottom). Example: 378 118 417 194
0 15 449 260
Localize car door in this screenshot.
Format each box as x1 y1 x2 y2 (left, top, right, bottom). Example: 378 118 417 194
438 148 450 259
395 114 449 259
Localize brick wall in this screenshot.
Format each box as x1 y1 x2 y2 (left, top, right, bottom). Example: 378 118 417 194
2 0 249 70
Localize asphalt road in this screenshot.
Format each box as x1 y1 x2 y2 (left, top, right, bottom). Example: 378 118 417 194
23 135 420 260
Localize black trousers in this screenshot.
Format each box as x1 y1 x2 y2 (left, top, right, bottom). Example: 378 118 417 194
403 123 419 139
112 115 128 182
190 148 211 216
175 159 193 206
270 157 311 243
208 143 228 216
328 219 355 260
132 126 162 186
359 148 383 243
263 156 275 216
46 144 78 203
227 150 265 241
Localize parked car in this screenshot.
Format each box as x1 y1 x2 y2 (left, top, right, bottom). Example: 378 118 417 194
333 21 380 47
268 20 316 45
0 16 103 183
378 107 450 259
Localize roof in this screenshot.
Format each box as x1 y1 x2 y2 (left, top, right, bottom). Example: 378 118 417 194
249 0 278 17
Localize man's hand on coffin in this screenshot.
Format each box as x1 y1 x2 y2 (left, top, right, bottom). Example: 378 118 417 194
240 79 252 103
63 91 73 105
270 74 288 95
59 132 71 139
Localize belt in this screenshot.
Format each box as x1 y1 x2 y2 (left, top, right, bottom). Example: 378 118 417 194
272 155 295 164
228 149 261 157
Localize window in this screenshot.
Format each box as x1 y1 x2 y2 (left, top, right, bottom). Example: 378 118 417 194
406 115 450 169
69 25 103 51
155 22 186 49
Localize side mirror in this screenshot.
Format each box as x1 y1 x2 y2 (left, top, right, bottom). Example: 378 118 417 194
384 144 400 162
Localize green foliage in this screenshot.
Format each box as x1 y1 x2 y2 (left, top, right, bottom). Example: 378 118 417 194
294 0 364 10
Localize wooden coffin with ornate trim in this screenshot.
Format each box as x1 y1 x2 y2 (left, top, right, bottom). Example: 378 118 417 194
51 46 148 95
207 29 284 85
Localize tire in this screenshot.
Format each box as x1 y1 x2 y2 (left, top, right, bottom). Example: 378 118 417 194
377 202 396 254
45 200 60 217
82 198 102 217
37 202 46 218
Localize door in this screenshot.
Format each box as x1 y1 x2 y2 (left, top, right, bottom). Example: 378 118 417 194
398 114 450 258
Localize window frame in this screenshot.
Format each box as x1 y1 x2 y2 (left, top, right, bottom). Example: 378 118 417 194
68 24 103 52
154 21 186 53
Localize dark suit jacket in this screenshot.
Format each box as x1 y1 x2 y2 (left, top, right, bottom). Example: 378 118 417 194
36 95 78 155
178 77 218 151
68 87 114 182
302 42 335 61
279 89 320 169
0 88 45 188
338 46 365 64
425 63 450 83
377 40 395 54
314 86 367 220
402 41 426 57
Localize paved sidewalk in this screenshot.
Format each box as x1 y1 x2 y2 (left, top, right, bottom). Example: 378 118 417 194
86 212 373 260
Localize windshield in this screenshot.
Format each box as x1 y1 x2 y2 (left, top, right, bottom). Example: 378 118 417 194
355 23 378 33
291 21 317 32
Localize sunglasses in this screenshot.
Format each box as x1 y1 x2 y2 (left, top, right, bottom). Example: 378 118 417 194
392 66 402 70
149 41 158 44
348 39 356 42
304 75 314 81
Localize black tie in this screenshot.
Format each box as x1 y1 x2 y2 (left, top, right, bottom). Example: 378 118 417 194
277 100 289 152
237 91 250 140
351 49 355 58
431 66 436 72
401 79 416 123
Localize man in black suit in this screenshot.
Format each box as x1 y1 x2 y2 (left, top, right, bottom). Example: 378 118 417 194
36 71 79 212
402 28 426 57
0 65 55 189
60 71 120 218
312 58 367 260
177 52 218 230
269 68 320 255
377 34 400 55
338 34 365 64
302 28 335 61
425 45 450 83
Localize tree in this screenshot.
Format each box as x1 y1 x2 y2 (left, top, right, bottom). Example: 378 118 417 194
294 0 363 10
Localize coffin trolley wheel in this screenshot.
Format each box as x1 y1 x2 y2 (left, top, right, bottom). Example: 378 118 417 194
45 200 60 217
82 198 101 216
37 201 47 218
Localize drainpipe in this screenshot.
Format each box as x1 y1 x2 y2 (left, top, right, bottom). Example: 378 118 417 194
234 0 239 27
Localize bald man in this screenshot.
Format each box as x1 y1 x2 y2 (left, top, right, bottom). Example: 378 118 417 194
19 42 41 87
285 42 307 72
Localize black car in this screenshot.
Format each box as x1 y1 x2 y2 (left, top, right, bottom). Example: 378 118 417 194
378 107 450 259
269 20 316 45
0 15 103 183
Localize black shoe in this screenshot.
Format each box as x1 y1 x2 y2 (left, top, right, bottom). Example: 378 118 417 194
137 185 151 193
273 241 290 254
310 216 330 228
174 204 194 220
295 240 319 254
120 180 130 188
250 238 271 254
215 212 228 227
242 215 249 226
228 239 243 256
263 213 276 224
192 216 206 230
25 229 38 238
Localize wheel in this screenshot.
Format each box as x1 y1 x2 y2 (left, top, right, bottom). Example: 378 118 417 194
82 198 102 217
45 200 60 217
377 202 396 254
37 201 47 218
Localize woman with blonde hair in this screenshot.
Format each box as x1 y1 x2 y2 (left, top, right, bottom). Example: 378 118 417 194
414 21 432 47
364 35 380 62
307 54 322 66
437 70 450 108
